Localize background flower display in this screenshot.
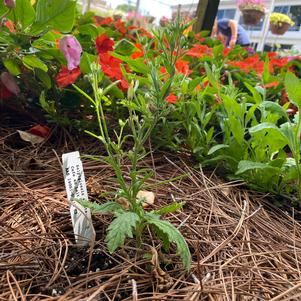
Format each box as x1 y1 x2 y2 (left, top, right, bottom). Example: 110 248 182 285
270 12 295 35
237 0 266 25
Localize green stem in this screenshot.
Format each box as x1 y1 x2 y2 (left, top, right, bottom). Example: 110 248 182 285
0 8 11 21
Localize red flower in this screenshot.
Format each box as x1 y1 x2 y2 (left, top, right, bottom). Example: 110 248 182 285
131 43 144 59
114 19 126 35
128 25 138 30
96 34 114 54
166 93 177 104
98 53 129 91
175 59 192 76
269 57 288 73
56 66 81 88
223 48 231 57
120 79 129 91
4 20 16 33
186 44 213 58
137 27 153 39
195 84 201 92
0 81 13 100
99 53 123 79
263 81 280 88
194 33 205 43
93 16 113 26
228 54 264 76
28 125 50 138
203 80 210 88
55 38 60 49
160 66 167 74
268 52 277 59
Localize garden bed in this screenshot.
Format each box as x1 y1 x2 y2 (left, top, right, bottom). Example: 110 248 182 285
2 122 301 300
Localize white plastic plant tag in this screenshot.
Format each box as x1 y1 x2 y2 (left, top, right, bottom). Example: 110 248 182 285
62 151 95 245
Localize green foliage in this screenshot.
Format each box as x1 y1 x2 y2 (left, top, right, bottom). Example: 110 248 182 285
1 0 301 207
146 217 191 269
14 0 35 28
79 200 125 214
33 0 76 33
23 55 48 72
106 212 140 253
76 18 192 269
285 72 301 109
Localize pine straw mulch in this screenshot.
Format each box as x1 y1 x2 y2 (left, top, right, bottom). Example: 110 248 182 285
1 126 301 301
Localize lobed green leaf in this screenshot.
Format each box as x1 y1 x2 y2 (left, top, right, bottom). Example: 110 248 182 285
105 212 140 253
146 217 191 269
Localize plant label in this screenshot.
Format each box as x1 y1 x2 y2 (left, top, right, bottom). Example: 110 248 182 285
62 151 95 245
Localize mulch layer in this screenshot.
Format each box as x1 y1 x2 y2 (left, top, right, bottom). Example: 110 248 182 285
1 124 301 300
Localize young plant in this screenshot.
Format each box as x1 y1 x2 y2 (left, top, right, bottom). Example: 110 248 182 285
76 20 191 270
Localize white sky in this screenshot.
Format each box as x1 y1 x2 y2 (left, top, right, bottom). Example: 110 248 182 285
106 0 198 19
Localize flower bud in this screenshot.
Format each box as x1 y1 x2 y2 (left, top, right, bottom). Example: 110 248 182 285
4 0 15 9
59 35 82 71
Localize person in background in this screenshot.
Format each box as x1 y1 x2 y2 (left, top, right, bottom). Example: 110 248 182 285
211 18 251 48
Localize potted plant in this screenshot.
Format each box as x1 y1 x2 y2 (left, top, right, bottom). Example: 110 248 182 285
237 0 266 26
270 13 294 35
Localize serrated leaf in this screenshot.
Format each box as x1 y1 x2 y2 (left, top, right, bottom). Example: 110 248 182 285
285 72 301 109
153 202 184 215
79 200 125 215
146 217 191 269
208 144 229 155
106 212 140 253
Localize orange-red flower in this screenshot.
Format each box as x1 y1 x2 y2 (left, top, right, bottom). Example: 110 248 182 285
137 27 153 39
268 52 277 59
228 54 264 75
166 93 177 104
93 16 113 26
96 34 114 54
263 81 280 88
3 20 16 33
175 59 192 76
99 53 123 79
195 84 201 92
98 53 129 91
223 48 231 57
160 66 167 74
131 43 144 59
56 66 81 88
186 44 213 58
269 57 288 73
194 33 205 43
55 38 60 49
114 19 126 35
